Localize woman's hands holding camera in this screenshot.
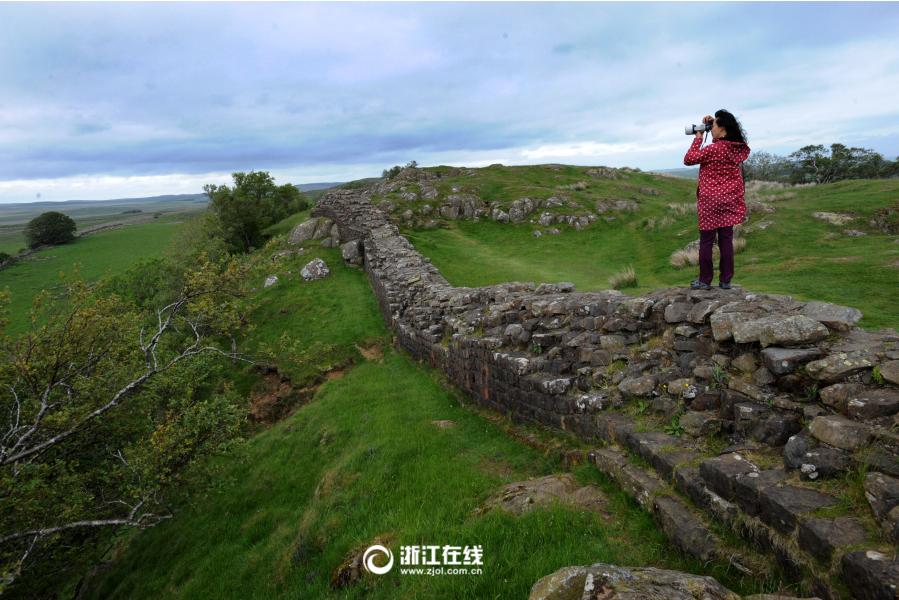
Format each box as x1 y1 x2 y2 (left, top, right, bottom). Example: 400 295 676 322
695 115 714 139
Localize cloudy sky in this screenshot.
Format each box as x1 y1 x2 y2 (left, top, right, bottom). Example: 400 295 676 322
1 2 898 203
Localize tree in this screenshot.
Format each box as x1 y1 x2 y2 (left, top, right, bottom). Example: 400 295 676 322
743 151 792 182
204 171 308 254
0 255 253 594
23 212 77 249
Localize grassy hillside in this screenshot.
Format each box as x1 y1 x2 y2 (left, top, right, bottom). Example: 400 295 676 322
370 165 898 329
83 228 776 599
0 199 206 254
0 216 185 336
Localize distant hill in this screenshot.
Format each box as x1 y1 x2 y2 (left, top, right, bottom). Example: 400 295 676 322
650 167 698 179
297 182 344 192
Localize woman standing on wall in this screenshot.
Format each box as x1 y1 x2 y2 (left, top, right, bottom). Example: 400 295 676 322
683 109 750 290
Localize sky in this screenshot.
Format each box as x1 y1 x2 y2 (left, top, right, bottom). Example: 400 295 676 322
1 2 899 203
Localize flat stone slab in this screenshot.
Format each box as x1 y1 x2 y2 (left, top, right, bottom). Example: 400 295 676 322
805 352 874 382
847 388 899 420
758 484 838 533
808 415 872 450
760 347 824 375
474 473 608 517
799 300 863 331
732 315 829 347
699 453 759 501
798 517 868 563
732 469 789 516
528 562 739 600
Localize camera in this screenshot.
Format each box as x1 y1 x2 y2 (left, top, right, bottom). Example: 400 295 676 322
685 123 712 135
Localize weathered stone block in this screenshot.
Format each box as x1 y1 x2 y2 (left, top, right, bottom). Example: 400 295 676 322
664 302 692 323
848 388 899 420
784 432 851 480
864 471 899 522
805 352 874 382
799 300 863 331
618 375 657 398
808 415 872 450
618 463 664 510
690 390 721 411
757 484 838 533
841 550 899 600
761 347 824 375
681 411 723 437
731 469 788 516
732 315 828 347
820 382 865 414
880 360 899 385
798 517 868 563
652 495 719 562
699 453 759 500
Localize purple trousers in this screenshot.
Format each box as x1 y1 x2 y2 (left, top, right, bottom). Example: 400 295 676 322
698 226 734 285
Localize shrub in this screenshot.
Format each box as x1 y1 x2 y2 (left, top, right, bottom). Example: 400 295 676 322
608 266 637 289
669 236 746 269
23 211 77 248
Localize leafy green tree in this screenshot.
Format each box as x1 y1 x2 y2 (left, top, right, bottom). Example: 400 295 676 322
204 171 308 254
0 255 253 594
23 212 77 249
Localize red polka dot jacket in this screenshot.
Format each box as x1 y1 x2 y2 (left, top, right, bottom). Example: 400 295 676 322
683 137 751 231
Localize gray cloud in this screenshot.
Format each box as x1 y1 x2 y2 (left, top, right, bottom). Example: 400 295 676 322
0 2 898 202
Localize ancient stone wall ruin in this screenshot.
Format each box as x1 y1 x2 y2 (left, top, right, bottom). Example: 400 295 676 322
311 187 899 599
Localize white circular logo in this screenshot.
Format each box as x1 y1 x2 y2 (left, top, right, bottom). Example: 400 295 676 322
362 544 394 575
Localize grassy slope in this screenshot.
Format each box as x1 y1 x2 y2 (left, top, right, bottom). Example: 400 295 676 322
86 232 772 599
0 201 206 254
0 218 184 336
386 166 898 329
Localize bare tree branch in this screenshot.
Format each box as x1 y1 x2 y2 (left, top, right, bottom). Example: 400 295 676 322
1 289 254 467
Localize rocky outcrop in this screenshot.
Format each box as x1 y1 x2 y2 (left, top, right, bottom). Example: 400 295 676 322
311 187 899 597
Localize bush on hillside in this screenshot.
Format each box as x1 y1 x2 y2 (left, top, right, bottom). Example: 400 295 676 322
382 160 418 180
204 171 308 254
23 211 77 249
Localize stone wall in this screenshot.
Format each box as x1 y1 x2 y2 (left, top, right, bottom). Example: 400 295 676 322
311 187 899 599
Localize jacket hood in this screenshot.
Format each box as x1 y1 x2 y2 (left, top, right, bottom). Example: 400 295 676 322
714 139 751 162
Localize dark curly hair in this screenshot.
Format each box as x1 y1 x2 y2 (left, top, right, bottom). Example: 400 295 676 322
714 109 747 144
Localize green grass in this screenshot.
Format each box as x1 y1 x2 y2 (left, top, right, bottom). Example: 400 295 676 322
263 208 312 237
242 241 387 386
79 224 775 599
86 348 771 599
393 171 899 329
0 219 184 336
0 200 206 254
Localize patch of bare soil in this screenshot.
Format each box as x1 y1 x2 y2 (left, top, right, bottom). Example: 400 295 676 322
325 368 347 381
248 368 310 424
473 473 609 518
331 534 396 589
354 342 384 361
